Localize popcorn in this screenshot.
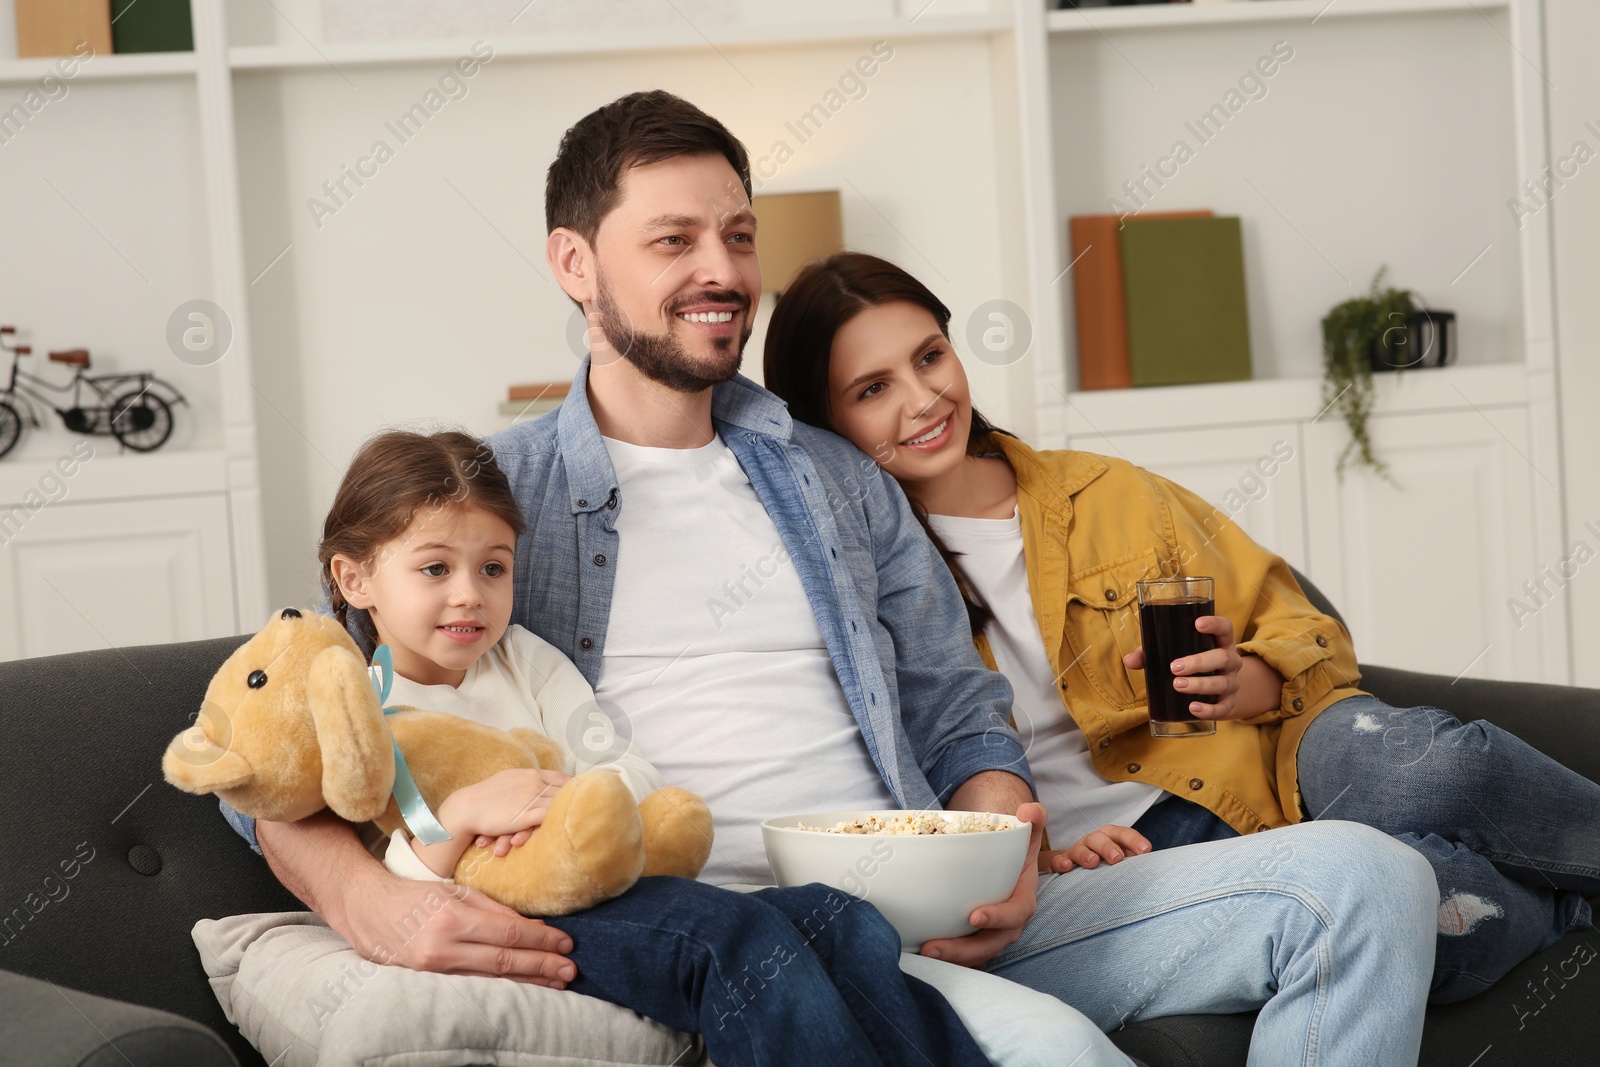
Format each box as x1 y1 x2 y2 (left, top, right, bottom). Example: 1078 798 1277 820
795 812 1007 835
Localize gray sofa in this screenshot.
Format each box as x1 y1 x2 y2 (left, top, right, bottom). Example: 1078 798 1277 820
1 572 1595 1065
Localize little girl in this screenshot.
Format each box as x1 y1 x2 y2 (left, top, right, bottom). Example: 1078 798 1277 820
316 428 993 1067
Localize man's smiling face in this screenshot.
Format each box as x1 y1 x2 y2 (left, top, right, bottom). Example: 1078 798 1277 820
587 153 760 393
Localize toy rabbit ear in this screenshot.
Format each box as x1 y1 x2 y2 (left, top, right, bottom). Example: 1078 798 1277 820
307 644 396 822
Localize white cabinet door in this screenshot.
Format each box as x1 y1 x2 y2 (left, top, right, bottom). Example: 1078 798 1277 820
0 495 237 661
1068 424 1308 573
1304 407 1539 683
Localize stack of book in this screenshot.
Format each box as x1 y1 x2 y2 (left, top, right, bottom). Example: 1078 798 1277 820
1070 211 1254 390
15 0 192 57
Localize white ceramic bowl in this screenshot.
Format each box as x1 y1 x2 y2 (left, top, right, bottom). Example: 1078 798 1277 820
761 809 1031 949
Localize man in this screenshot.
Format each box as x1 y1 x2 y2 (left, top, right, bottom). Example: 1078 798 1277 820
228 91 1438 1065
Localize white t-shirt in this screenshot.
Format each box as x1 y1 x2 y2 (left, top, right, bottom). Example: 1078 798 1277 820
927 508 1166 847
382 624 662 799
596 432 895 888
381 624 665 883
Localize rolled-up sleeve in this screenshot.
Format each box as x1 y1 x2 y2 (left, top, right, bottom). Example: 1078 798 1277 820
219 797 262 855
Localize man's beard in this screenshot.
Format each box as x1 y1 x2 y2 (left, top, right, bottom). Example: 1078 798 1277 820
594 270 750 394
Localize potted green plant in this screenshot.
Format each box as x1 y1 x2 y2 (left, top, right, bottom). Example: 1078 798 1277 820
1320 268 1418 480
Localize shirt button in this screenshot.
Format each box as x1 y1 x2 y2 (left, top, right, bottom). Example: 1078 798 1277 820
1105 589 1117 601
1292 698 1305 712
1255 825 1271 833
1098 738 1111 750
577 499 588 508
580 637 593 650
1188 778 1204 791
593 554 607 566
1126 762 1141 773
1316 636 1329 648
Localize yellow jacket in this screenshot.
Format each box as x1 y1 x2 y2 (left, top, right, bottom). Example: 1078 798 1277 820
973 433 1365 835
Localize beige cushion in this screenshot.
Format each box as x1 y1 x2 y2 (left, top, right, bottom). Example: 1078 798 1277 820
192 911 706 1066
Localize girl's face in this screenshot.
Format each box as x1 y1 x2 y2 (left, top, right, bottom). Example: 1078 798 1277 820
337 505 516 687
826 300 974 487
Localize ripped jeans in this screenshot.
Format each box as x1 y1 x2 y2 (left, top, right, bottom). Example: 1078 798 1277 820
1297 694 1597 1003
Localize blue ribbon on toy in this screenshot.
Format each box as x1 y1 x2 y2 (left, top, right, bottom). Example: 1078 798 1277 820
368 645 452 846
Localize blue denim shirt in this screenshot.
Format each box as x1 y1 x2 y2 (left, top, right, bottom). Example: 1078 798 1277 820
221 357 1030 853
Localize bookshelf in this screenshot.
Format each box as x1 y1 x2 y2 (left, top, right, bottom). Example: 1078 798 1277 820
0 0 266 658
0 51 196 83
1010 0 1564 682
228 12 1013 70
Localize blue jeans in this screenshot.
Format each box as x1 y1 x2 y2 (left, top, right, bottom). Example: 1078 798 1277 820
988 821 1437 1067
1298 694 1597 1003
544 876 992 1067
1132 791 1243 850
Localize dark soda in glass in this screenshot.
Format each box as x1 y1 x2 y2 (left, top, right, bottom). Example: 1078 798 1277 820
1135 577 1220 737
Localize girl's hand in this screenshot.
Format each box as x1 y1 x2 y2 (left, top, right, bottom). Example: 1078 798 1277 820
474 829 534 858
1123 616 1253 721
1038 825 1151 873
410 768 573 879
442 768 573 840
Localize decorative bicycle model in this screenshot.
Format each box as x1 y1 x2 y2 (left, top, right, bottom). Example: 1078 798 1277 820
0 325 187 460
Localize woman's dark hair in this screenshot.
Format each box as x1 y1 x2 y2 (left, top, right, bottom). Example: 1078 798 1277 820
319 430 526 660
545 89 751 253
763 251 1010 637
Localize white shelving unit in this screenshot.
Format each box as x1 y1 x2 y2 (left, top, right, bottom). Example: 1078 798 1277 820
1 0 1571 682
0 0 266 660
228 12 1013 70
1010 0 1565 683
0 52 197 83
1046 0 1509 33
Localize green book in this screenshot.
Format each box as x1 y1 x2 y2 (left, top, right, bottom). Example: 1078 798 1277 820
1120 216 1253 387
110 0 193 53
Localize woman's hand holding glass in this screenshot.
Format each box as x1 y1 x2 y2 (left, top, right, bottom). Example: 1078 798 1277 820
1123 615 1281 721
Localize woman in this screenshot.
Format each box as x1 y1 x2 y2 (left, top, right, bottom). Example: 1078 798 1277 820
764 251 1599 1003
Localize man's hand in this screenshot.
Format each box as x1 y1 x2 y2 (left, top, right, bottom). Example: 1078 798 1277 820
341 868 578 988
1038 824 1151 873
918 800 1045 967
257 810 577 988
1123 616 1283 721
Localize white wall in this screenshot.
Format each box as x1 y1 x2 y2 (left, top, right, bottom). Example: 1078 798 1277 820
1546 0 1600 684
235 35 1021 610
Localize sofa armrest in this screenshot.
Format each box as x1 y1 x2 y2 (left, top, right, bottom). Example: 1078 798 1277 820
0 969 238 1067
1360 664 1600 784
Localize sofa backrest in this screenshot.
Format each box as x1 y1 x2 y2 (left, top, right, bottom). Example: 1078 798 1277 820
0 634 300 1067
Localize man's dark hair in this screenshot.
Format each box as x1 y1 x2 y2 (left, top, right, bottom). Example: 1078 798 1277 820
545 90 753 243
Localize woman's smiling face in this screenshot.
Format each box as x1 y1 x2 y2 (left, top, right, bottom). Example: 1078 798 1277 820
826 300 974 487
